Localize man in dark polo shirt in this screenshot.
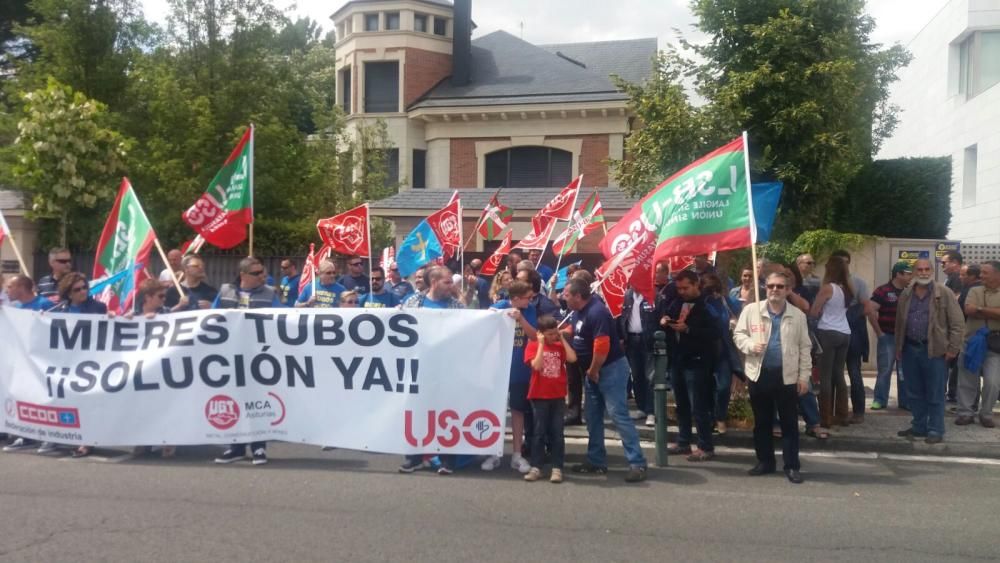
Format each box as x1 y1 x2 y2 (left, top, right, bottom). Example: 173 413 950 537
562 277 647 482
870 261 912 410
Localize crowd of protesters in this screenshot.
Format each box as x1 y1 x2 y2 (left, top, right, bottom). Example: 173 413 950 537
3 246 999 486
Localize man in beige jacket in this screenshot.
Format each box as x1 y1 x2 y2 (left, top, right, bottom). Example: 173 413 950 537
734 272 812 484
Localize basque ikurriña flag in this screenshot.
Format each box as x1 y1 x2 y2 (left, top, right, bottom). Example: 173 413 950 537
93 178 157 314
182 126 253 249
476 192 513 241
551 191 605 256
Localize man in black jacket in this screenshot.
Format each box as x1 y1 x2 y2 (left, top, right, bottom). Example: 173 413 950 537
619 287 659 426
662 270 723 461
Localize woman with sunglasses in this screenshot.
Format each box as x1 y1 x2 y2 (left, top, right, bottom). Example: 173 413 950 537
50 273 108 458
128 279 177 458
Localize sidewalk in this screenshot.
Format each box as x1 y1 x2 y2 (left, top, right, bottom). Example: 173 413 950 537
578 373 1000 460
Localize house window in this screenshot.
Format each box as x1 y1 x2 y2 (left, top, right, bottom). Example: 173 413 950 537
364 61 399 113
963 145 978 208
385 149 399 188
484 147 573 188
414 14 427 33
412 149 426 189
364 13 379 31
386 12 400 30
341 67 351 114
958 31 1000 98
433 17 447 36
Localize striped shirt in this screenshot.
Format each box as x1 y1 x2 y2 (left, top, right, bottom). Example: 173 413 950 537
871 282 903 334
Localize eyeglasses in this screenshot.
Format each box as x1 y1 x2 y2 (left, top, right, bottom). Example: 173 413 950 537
372 277 384 282
766 284 786 290
804 261 815 265
349 262 362 267
247 270 266 276
71 285 88 293
54 259 71 264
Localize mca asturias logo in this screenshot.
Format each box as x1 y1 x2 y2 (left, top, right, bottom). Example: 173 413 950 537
204 393 287 430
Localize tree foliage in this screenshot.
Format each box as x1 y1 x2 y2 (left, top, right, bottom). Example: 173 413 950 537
614 0 912 237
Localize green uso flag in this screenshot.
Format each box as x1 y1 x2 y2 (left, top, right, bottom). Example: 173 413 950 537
93 178 156 314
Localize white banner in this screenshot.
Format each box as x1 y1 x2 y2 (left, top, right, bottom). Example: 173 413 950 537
0 307 514 455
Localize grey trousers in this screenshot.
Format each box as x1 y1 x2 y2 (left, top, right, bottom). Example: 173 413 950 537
957 351 1000 420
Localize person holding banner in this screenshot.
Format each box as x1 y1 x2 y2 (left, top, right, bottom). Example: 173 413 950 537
213 257 281 466
562 277 647 483
129 279 177 458
296 260 345 308
166 255 217 312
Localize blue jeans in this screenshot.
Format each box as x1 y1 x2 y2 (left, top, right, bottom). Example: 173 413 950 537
901 341 947 437
672 360 715 452
874 333 907 408
584 357 647 468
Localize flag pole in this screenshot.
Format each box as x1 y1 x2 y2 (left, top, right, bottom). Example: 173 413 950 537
742 131 763 343
365 203 373 287
248 123 255 257
537 176 581 281
153 237 185 296
1 227 30 274
457 191 465 294
310 243 317 298
466 187 502 251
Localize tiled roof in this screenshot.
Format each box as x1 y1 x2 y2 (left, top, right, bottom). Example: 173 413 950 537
370 187 638 213
539 38 657 88
410 30 652 109
0 190 27 211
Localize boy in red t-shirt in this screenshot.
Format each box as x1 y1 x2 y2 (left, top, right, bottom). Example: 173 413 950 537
523 316 577 483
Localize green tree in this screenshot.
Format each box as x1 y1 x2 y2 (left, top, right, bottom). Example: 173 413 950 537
12 79 129 245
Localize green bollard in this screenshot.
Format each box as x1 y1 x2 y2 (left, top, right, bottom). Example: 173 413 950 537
653 330 669 467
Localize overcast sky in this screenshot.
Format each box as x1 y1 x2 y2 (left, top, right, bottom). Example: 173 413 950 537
143 0 949 49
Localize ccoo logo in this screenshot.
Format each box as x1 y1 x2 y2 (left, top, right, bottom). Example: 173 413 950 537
205 394 240 430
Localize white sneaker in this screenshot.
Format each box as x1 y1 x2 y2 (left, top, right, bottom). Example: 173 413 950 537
36 442 58 454
630 410 646 420
645 414 656 427
480 455 501 471
511 454 531 474
3 438 33 452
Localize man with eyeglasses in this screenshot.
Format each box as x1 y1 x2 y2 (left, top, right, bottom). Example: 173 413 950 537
212 257 281 466
296 260 346 308
941 250 964 296
359 266 400 308
166 255 218 311
338 256 371 294
387 263 414 302
38 247 72 303
796 254 820 289
278 258 301 307
734 272 812 484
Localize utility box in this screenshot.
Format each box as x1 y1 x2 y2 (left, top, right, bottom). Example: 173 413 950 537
874 238 960 285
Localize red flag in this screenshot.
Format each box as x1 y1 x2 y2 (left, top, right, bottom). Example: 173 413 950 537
593 236 643 317
532 175 581 231
298 243 332 294
426 195 462 260
0 209 11 247
380 246 395 269
476 193 513 240
480 230 513 277
317 204 371 257
512 217 556 252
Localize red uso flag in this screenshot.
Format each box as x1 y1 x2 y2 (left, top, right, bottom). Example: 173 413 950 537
592 236 642 317
480 230 513 277
512 216 556 252
182 126 253 249
532 175 581 231
426 192 462 260
317 204 371 257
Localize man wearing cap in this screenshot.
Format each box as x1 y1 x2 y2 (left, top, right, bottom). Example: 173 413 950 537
869 261 913 410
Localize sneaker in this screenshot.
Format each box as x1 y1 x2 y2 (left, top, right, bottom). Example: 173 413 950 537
436 465 454 475
925 435 943 444
570 462 608 474
523 467 542 482
480 455 502 471
251 448 268 465
398 458 425 473
625 466 647 483
214 448 245 464
645 414 656 427
870 401 884 410
631 410 646 420
550 468 563 484
897 428 927 439
511 454 531 474
3 438 35 452
36 442 58 454
320 446 337 451
955 416 974 426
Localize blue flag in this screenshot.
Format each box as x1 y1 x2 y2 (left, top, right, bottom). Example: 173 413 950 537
751 182 783 244
554 260 583 291
396 219 443 277
89 262 144 297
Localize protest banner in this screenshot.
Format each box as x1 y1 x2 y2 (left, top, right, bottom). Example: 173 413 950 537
0 308 514 455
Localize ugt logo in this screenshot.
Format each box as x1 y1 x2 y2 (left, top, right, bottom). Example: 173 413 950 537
404 410 502 448
205 395 240 430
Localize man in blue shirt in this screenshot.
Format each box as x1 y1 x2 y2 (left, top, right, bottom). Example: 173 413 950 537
338 256 370 294
360 266 400 308
2 275 53 451
296 260 346 308
528 249 554 283
387 264 414 302
278 258 301 307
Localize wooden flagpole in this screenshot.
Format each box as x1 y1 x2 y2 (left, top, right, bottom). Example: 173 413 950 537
742 131 763 343
153 237 185 295
465 187 503 251
0 225 30 274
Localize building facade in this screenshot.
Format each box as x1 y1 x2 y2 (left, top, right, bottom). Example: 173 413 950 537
878 0 1000 243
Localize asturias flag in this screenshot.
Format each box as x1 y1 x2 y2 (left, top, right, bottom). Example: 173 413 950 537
93 178 156 314
396 220 443 277
183 126 253 249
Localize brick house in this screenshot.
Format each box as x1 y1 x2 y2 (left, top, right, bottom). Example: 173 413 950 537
331 0 654 253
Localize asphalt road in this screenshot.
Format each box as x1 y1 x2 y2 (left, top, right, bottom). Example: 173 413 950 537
1 441 999 562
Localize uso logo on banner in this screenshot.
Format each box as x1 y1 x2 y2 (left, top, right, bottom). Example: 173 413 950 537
404 409 502 449
205 395 240 430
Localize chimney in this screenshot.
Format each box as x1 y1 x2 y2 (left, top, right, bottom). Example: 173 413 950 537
451 0 472 87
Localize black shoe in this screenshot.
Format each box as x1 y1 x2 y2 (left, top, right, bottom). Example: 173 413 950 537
747 463 776 476
925 435 943 444
785 468 803 484
570 462 608 475
251 448 268 465
667 444 692 455
624 466 647 483
896 428 927 439
398 458 425 473
214 448 245 464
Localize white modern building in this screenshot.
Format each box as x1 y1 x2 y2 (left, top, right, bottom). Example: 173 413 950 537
878 0 1000 243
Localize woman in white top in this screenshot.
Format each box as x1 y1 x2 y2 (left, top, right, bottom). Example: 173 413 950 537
809 257 854 429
